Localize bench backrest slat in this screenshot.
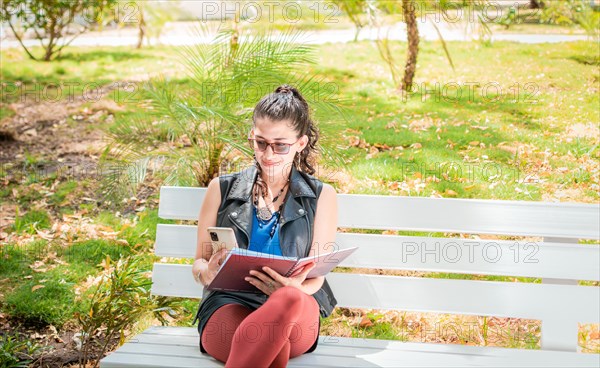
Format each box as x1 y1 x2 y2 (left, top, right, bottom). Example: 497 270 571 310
156 224 600 281
158 187 600 239
338 194 599 239
151 263 600 323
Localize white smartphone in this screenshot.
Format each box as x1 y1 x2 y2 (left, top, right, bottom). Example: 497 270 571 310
207 227 238 254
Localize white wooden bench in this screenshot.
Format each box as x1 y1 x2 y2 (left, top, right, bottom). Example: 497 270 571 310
101 186 600 367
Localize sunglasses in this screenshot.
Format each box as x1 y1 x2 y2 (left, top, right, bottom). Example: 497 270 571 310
247 137 300 155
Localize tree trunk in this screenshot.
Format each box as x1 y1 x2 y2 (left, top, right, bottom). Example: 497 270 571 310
353 25 362 42
44 33 57 61
530 0 545 9
401 0 419 91
44 43 54 61
226 21 240 69
43 19 58 61
137 10 146 49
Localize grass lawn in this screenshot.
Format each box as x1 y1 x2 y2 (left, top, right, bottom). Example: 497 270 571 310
309 40 598 202
1 36 598 361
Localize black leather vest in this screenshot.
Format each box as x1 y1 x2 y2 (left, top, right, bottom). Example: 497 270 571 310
215 164 337 317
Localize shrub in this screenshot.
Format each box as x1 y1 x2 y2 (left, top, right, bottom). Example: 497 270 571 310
0 333 43 367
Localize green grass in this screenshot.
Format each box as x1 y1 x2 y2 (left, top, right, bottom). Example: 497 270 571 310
425 272 539 283
61 239 134 269
165 298 199 327
308 40 599 201
11 209 51 235
48 180 78 207
0 239 91 327
0 242 41 278
4 275 82 327
0 237 138 327
120 210 160 250
350 312 408 341
0 46 184 108
95 209 169 252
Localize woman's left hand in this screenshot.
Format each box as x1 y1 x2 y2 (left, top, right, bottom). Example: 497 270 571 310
245 263 315 295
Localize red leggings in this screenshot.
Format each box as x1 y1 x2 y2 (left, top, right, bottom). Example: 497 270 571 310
201 286 320 368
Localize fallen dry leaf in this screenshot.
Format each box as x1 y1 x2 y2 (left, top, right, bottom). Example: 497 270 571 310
347 136 360 147
359 316 373 328
31 285 45 292
373 143 391 151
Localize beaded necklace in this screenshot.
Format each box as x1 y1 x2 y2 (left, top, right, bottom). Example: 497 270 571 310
253 179 289 238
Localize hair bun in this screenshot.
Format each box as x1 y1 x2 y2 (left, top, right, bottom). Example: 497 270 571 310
275 85 295 95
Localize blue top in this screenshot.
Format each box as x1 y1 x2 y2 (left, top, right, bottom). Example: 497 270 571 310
248 206 282 256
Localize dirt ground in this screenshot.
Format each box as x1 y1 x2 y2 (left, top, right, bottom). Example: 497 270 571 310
1 312 120 367
0 83 121 164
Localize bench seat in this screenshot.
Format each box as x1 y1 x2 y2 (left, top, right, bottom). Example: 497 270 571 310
101 326 599 367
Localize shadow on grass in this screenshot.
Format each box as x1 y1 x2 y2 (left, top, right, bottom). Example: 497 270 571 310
56 49 149 63
569 55 600 66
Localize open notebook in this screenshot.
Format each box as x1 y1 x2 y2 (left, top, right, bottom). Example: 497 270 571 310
206 247 358 292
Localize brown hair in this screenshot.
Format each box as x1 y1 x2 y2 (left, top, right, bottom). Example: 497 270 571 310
252 84 319 176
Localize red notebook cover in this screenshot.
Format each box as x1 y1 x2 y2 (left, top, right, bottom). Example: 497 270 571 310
206 247 358 292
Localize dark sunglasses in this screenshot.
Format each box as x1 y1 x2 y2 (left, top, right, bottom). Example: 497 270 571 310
247 138 300 155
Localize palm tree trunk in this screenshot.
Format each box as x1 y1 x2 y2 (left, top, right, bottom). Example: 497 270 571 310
205 142 224 185
401 0 419 92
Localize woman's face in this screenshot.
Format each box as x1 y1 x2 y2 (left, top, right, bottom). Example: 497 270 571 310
250 117 308 182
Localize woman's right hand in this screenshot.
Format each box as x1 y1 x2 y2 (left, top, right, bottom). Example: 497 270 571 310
198 248 229 286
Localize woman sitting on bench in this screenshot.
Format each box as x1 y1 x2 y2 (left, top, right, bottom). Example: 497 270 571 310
191 85 339 367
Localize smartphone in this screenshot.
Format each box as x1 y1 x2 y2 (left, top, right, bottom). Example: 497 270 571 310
207 227 238 254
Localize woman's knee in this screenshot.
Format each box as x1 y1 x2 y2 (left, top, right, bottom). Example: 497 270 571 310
270 286 306 304
267 286 314 319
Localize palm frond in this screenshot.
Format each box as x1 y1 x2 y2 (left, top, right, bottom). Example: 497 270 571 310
105 18 351 188
430 21 455 71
